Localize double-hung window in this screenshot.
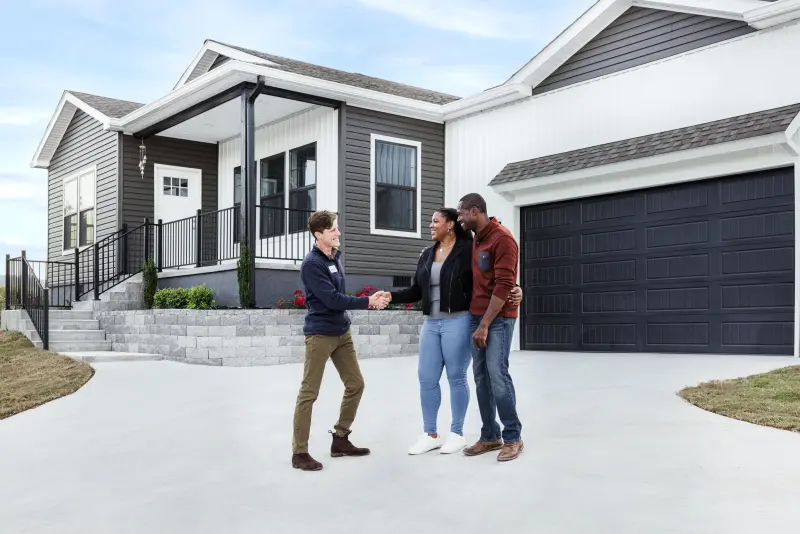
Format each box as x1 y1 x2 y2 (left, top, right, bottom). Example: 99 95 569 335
63 168 96 251
370 135 421 237
259 153 285 238
288 143 316 233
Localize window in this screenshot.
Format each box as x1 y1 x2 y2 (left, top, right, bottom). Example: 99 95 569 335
260 153 286 238
233 162 256 243
163 176 188 197
288 143 316 233
63 168 95 251
371 135 421 237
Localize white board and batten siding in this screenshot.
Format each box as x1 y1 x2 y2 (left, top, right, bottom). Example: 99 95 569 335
217 105 339 260
445 20 800 240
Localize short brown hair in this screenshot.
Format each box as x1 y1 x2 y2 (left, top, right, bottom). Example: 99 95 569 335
308 210 337 237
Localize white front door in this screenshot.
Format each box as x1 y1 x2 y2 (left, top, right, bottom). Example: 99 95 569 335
154 165 203 268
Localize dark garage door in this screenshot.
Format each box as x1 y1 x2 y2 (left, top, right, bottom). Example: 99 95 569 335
521 167 795 355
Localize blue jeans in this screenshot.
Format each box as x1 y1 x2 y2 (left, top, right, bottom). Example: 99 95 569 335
470 315 521 442
418 314 472 435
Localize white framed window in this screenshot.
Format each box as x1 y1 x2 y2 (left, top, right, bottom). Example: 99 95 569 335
62 166 96 253
163 176 189 197
370 134 422 238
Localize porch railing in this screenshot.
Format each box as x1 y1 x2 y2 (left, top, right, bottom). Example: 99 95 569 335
158 206 239 269
5 253 49 349
255 206 314 261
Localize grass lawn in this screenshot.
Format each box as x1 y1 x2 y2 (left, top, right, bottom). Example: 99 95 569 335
0 331 94 420
679 366 800 432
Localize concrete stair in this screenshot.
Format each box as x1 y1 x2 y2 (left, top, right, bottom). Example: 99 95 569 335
18 278 161 361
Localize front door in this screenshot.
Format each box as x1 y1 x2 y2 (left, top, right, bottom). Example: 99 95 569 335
154 165 203 268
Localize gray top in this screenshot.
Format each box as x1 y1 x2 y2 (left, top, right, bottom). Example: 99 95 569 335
429 261 468 321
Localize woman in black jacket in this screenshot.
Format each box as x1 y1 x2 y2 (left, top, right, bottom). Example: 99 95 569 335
387 207 521 456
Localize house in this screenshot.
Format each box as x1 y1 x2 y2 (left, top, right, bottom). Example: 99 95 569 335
28 0 800 356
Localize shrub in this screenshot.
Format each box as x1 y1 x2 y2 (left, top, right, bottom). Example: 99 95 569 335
142 258 157 308
187 284 216 310
237 240 254 309
276 289 306 309
153 287 189 309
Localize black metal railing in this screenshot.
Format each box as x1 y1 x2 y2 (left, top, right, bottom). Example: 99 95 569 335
26 259 74 309
157 206 239 269
5 253 49 349
255 206 314 261
77 221 153 299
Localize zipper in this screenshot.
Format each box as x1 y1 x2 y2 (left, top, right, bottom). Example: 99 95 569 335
448 255 457 313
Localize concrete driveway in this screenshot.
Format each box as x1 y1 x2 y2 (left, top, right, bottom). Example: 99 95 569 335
1 352 799 534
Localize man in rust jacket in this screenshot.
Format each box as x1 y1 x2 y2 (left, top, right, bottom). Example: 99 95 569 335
456 193 523 462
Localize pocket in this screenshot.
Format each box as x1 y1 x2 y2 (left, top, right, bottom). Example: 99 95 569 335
478 251 492 272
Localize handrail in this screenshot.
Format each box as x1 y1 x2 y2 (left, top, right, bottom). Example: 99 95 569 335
5 253 49 350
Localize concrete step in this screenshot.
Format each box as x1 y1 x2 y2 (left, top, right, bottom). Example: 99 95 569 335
47 330 107 342
71 301 94 311
60 352 163 363
39 340 112 352
49 319 101 331
50 310 95 321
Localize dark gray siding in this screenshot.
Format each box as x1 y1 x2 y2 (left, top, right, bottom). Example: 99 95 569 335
47 110 118 261
209 54 231 72
342 107 445 276
120 134 218 229
533 7 755 95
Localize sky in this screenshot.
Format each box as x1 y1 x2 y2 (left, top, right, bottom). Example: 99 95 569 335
0 0 594 276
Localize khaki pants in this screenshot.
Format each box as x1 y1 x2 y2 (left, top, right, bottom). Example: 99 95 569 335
292 330 365 454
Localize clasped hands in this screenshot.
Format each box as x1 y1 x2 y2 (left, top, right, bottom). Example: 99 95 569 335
368 291 392 310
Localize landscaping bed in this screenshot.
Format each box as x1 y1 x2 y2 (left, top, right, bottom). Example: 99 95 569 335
0 331 94 420
679 366 800 432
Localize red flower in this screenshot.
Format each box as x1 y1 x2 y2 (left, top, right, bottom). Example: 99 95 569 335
295 296 306 307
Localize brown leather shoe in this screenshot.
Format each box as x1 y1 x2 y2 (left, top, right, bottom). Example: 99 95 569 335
330 430 370 457
463 438 503 456
292 453 323 471
497 440 524 462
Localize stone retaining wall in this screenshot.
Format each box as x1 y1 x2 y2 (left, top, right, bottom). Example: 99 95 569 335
96 309 423 367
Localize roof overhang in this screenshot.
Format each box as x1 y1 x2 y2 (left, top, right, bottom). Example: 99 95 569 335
503 0 793 89
30 92 113 169
173 40 280 90
491 132 799 207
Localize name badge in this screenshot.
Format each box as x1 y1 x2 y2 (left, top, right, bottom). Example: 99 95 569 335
328 265 338 274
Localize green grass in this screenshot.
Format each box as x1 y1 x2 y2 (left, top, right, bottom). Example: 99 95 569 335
0 331 94 420
679 365 800 432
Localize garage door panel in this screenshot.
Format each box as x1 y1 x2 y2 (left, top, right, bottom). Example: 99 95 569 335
521 167 795 355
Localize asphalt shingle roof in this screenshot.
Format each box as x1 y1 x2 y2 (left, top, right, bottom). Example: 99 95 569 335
489 103 800 186
67 91 145 119
212 41 461 105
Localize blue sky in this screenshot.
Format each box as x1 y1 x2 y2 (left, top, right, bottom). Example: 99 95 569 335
0 0 593 274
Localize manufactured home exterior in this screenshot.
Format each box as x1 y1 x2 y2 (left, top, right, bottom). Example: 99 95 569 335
29 0 800 356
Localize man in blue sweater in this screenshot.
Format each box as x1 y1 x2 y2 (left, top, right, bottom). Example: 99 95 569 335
291 210 389 471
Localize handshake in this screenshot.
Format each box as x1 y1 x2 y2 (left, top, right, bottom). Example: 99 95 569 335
368 291 392 310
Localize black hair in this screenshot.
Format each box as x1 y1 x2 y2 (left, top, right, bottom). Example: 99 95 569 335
436 207 472 240
458 192 487 214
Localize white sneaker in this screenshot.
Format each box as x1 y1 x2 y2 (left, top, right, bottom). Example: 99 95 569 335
440 433 467 454
408 433 442 455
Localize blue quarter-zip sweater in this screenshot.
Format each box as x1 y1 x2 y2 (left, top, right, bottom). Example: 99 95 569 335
300 246 370 336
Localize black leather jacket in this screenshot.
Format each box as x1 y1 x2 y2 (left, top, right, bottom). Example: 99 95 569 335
390 236 473 315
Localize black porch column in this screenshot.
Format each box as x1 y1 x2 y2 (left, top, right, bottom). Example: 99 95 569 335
241 77 264 307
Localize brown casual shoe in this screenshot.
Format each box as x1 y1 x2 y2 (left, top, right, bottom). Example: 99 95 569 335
330 430 370 457
292 453 323 471
463 438 503 456
497 440 524 462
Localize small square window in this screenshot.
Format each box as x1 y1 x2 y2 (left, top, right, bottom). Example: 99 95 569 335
163 176 189 197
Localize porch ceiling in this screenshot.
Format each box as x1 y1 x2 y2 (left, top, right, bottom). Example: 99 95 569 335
156 94 315 144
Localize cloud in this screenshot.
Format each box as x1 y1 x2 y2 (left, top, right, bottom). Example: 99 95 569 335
353 0 585 42
0 173 47 205
0 107 51 126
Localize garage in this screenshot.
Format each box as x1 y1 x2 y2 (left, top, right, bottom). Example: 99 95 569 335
520 167 795 355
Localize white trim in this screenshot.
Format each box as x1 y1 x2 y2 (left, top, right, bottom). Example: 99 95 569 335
61 165 97 254
632 0 760 21
746 0 800 30
369 134 423 239
491 133 795 205
31 92 113 169
174 41 279 89
153 164 204 223
441 84 531 121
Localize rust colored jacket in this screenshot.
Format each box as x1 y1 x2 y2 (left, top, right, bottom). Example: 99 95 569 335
470 217 519 319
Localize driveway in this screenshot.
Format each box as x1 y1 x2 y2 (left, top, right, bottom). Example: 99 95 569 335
1 352 799 534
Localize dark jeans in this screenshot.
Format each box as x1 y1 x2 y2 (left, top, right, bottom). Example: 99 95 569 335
470 315 521 443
